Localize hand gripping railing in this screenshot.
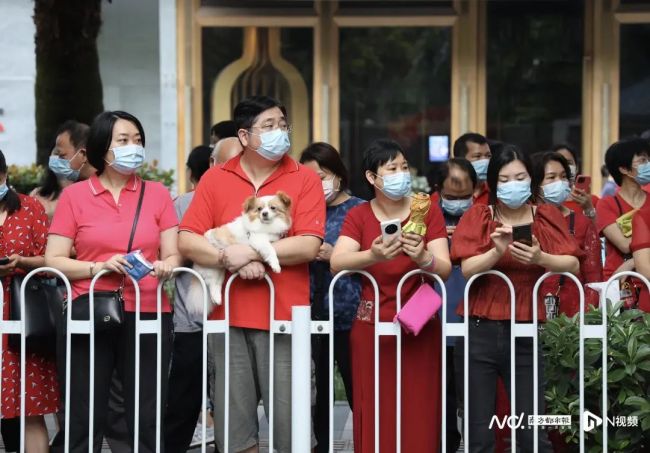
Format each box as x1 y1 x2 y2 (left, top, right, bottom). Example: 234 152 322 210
395 269 447 453
532 271 584 453
461 270 515 451
327 270 379 453
597 271 650 453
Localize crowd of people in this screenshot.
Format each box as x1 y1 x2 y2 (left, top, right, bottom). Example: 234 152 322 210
0 93 649 453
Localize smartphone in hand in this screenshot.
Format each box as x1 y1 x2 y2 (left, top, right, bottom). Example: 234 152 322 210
380 219 402 244
0 256 11 266
575 175 591 192
512 223 533 247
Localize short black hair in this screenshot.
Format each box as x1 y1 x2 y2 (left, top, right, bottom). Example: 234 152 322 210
0 150 21 215
531 152 571 201
453 132 487 158
86 111 146 175
233 96 288 131
299 142 350 191
210 121 237 140
487 143 534 205
186 145 212 183
56 120 90 149
362 139 404 191
36 170 63 200
430 158 478 193
552 143 579 167
605 137 650 185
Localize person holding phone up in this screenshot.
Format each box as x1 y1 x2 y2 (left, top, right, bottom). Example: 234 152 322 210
450 144 579 453
331 139 451 453
552 144 599 220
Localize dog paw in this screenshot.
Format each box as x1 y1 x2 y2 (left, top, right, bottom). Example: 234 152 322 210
270 263 281 273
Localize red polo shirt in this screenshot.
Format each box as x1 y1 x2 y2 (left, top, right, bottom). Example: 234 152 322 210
179 154 325 330
474 182 490 205
49 175 178 312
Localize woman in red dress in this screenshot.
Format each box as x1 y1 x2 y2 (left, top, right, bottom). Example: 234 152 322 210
0 150 59 452
331 139 451 453
531 151 603 316
450 144 579 452
631 208 650 311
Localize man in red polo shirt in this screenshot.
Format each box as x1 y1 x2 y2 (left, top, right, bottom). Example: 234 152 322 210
178 96 324 453
452 132 492 205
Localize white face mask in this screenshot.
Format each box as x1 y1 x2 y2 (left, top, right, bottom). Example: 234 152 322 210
322 176 339 203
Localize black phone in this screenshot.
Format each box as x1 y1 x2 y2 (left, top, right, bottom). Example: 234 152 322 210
0 256 10 265
512 224 533 247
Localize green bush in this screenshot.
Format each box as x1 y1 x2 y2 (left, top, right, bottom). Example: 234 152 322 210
138 160 175 189
542 301 650 452
7 164 45 195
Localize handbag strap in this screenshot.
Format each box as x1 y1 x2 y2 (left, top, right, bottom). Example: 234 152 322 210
127 181 146 253
557 211 576 291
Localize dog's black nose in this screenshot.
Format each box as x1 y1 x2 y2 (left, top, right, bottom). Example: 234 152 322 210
262 211 269 218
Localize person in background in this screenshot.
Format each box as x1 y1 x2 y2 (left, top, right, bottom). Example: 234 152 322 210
453 133 492 204
210 136 244 167
179 96 324 453
0 149 57 453
531 152 602 316
31 120 93 220
164 145 214 452
299 142 364 453
601 164 618 198
331 139 451 452
552 144 599 220
631 205 650 311
209 120 238 146
45 111 182 453
430 158 477 452
451 144 579 452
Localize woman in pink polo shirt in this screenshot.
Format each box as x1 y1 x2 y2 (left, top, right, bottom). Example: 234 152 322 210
45 111 181 453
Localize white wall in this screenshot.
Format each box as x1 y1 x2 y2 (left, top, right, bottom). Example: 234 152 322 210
0 0 37 166
98 0 163 167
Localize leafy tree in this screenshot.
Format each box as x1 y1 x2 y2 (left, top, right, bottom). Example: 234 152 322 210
34 0 106 165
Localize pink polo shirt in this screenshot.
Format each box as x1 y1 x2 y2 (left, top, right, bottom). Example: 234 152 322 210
49 174 178 312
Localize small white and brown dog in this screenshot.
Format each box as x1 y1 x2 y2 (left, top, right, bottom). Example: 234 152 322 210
187 191 292 315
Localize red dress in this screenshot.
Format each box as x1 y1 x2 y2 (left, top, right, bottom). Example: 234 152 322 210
631 208 650 311
1 195 59 418
340 201 447 453
539 208 602 316
563 194 599 216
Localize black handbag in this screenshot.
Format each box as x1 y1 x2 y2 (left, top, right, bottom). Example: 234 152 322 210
64 181 146 331
9 275 63 354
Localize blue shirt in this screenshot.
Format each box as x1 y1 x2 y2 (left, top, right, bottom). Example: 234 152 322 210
441 203 466 346
309 196 365 331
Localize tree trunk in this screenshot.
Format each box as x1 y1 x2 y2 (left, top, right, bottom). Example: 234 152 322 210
34 0 105 165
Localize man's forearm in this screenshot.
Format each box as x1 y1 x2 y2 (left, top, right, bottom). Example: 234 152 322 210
178 231 222 267
273 235 321 266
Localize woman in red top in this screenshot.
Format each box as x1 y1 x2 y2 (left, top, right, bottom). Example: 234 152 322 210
553 144 599 220
596 138 650 283
450 144 579 452
631 208 650 311
331 139 451 453
531 152 602 316
45 111 182 453
0 150 58 452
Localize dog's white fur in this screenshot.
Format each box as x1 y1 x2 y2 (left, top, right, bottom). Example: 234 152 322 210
186 192 292 315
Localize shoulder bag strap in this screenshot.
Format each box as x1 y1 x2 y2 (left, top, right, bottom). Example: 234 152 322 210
558 211 576 290
127 181 146 253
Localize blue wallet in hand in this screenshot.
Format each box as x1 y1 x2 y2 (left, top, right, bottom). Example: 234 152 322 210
124 250 154 281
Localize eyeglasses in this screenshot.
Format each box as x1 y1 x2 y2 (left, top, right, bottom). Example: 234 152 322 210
250 123 292 134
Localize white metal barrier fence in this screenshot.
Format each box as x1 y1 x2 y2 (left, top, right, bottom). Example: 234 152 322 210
1 267 649 452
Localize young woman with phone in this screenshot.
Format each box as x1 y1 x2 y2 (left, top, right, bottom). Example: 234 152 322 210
552 144 599 220
531 151 603 316
450 144 579 452
331 139 451 452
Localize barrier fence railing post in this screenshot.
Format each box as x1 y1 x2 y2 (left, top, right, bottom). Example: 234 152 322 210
600 271 650 453
328 270 378 453
291 305 312 451
462 271 515 452
395 269 447 453
532 272 585 453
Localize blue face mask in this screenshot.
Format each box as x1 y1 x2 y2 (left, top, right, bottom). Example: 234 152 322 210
377 172 412 200
107 144 145 175
542 180 571 206
49 154 81 181
634 162 650 185
472 159 490 181
0 182 8 200
497 179 531 209
250 129 291 161
440 197 473 217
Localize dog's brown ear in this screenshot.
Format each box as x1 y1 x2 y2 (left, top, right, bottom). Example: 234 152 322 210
242 195 257 213
276 191 292 209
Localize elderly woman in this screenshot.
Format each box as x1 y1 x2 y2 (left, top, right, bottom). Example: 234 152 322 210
45 111 182 453
331 139 451 452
